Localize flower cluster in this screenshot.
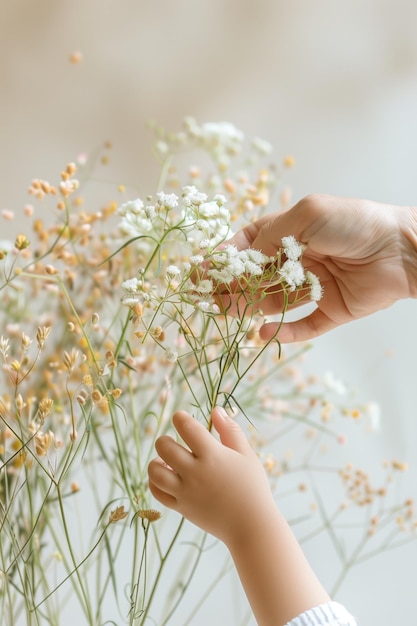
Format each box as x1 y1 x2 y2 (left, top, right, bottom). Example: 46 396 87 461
0 118 413 626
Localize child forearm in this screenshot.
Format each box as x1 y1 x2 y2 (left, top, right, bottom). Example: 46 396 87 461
226 504 330 626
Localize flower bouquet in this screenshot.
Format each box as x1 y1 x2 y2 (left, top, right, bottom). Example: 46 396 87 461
0 118 414 625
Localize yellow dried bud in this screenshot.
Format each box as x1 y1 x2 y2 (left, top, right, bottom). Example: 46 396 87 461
34 430 55 456
135 509 162 523
283 155 295 168
109 505 128 524
38 398 53 419
392 460 408 472
16 394 27 410
91 389 103 404
15 234 30 250
63 348 79 373
66 162 77 175
83 374 93 387
69 51 83 64
36 325 51 349
151 326 165 341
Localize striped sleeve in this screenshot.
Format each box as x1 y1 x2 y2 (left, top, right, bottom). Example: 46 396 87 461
284 602 358 626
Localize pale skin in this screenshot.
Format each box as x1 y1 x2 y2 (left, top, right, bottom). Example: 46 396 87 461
148 408 330 626
148 195 417 624
223 193 417 342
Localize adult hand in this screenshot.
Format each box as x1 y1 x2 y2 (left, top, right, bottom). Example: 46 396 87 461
225 194 417 342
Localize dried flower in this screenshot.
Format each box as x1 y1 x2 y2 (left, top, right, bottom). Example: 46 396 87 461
109 505 129 524
135 509 162 523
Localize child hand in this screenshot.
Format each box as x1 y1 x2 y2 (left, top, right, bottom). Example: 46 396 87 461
148 407 276 545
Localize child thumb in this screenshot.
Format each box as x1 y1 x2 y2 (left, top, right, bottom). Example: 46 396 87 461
211 407 251 453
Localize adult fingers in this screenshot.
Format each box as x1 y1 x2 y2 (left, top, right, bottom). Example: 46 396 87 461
260 308 340 343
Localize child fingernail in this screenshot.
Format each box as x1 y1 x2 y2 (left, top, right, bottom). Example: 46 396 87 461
216 406 228 419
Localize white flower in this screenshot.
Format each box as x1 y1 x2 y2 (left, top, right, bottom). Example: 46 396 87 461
195 279 214 294
166 265 181 277
245 248 270 265
282 235 306 261
227 256 246 277
156 191 179 209
252 137 273 155
364 402 381 432
121 295 142 307
323 371 346 395
223 244 239 257
190 254 204 265
165 348 178 363
305 271 323 302
207 267 234 284
182 185 207 207
117 199 144 216
197 301 211 311
118 211 153 237
213 193 227 205
243 260 263 276
155 140 169 155
144 205 157 220
279 259 305 290
200 121 244 153
121 277 141 292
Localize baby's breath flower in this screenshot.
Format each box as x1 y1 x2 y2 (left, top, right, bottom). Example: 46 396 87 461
252 136 273 155
166 265 181 277
156 191 179 209
282 235 306 261
190 254 204 264
323 371 347 395
165 348 178 363
181 185 207 207
195 279 214 294
278 259 305 290
117 198 144 216
305 270 323 302
122 277 141 292
364 402 381 432
59 179 79 197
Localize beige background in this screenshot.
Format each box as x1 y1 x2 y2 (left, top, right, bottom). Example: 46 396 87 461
2 1 417 624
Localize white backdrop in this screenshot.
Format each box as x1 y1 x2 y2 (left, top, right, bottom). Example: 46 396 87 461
2 1 417 624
